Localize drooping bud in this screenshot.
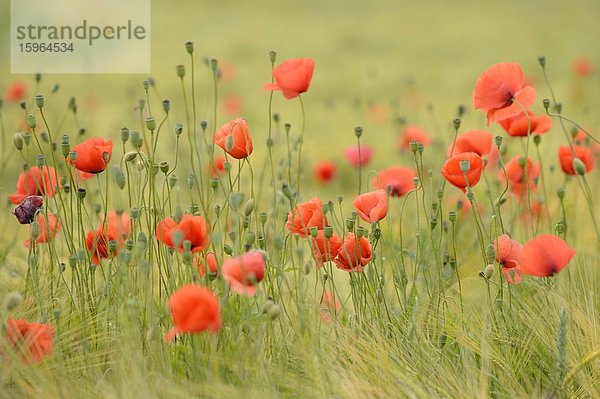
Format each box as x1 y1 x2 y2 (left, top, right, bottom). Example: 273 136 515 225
573 158 587 176
13 133 24 151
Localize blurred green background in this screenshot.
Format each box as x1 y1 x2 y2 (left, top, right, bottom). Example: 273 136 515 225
0 0 599 198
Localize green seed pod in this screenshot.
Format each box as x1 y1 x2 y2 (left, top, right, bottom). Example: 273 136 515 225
224 243 233 255
162 99 170 113
354 126 363 138
121 127 130 143
113 166 126 189
269 50 277 64
259 212 267 225
146 117 156 131
573 158 587 175
35 95 44 109
26 114 36 129
13 133 24 151
244 199 255 216
185 41 194 54
176 64 185 78
168 174 177 189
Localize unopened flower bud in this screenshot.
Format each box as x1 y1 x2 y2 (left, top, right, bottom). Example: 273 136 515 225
113 167 126 189
13 133 24 151
244 198 255 216
224 243 233 255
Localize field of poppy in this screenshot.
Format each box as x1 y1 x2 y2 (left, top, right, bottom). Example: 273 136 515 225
1 0 600 398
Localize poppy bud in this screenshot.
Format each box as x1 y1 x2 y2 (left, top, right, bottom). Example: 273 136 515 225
537 55 546 67
174 122 183 136
185 41 194 54
572 158 586 175
40 131 49 143
269 51 277 64
542 98 550 111
30 220 40 241
173 206 182 222
457 104 466 117
124 152 137 162
354 126 363 138
225 134 235 152
146 117 156 131
282 183 294 200
77 188 86 200
27 114 37 129
224 243 233 255
13 133 24 151
448 211 457 223
482 264 495 279
452 118 461 130
409 140 419 153
346 218 354 232
373 227 382 240
35 95 44 109
162 99 170 113
555 102 562 114
143 80 150 91
267 304 281 319
244 232 256 246
557 187 565 200
69 255 78 269
176 64 185 78
243 198 255 216
167 174 177 189
3 292 23 311
113 167 126 189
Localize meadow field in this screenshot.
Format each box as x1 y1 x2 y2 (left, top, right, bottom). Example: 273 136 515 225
1 0 600 398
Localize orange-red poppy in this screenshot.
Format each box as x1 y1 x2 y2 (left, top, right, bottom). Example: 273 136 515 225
399 125 431 151
310 230 342 268
334 233 373 272
223 94 243 116
9 166 61 205
197 252 219 277
156 214 210 253
214 118 253 159
572 56 594 76
352 189 388 223
493 234 522 284
497 111 552 137
264 58 315 99
209 155 227 177
86 211 131 264
371 166 416 197
222 251 266 296
164 284 222 342
25 212 61 247
5 81 26 103
315 161 336 183
499 156 540 197
572 129 588 145
441 152 484 192
5 318 54 363
345 145 373 167
70 138 113 174
558 145 594 175
518 235 575 277
287 197 327 237
473 63 536 123
448 129 493 158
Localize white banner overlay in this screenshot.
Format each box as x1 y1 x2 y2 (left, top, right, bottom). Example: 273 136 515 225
11 0 151 74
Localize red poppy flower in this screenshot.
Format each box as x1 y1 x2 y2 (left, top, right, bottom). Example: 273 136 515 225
572 129 588 145
352 189 388 223
70 138 113 174
209 155 227 177
223 94 243 116
399 125 431 151
371 166 416 197
315 161 336 183
264 58 315 99
25 212 62 247
344 145 373 167
441 152 484 192
5 81 26 103
473 63 536 123
499 156 540 197
573 57 593 76
5 318 54 363
497 111 552 137
286 197 327 237
86 211 131 264
197 252 219 277
448 130 493 158
222 251 266 296
310 230 342 268
334 233 373 272
493 234 523 284
164 284 222 342
9 166 61 205
518 235 575 277
214 118 253 159
156 214 210 253
558 145 593 175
